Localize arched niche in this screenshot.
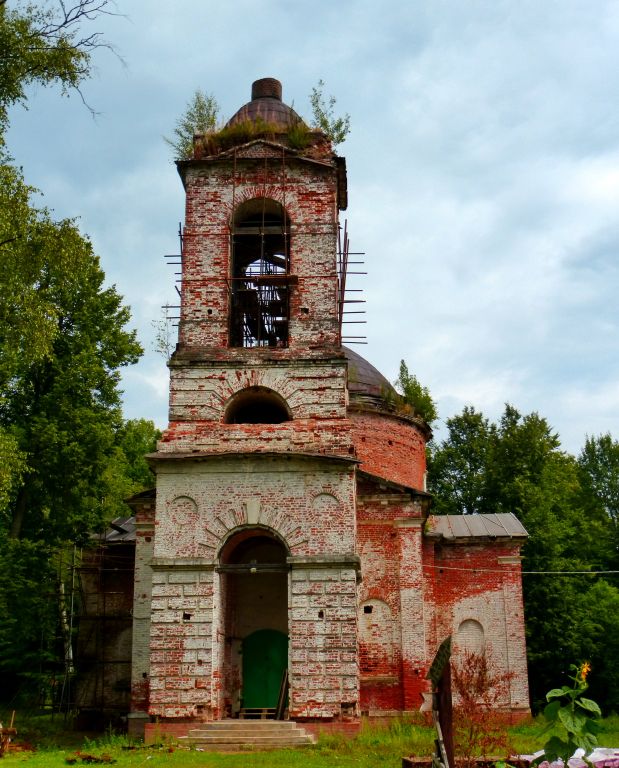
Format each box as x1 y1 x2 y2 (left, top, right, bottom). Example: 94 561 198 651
358 599 396 672
224 385 291 424
456 618 486 655
229 198 292 348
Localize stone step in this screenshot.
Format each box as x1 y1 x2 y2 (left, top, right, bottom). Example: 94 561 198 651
189 720 299 732
178 719 315 750
183 735 312 745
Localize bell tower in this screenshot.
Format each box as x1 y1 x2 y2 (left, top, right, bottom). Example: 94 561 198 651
175 76 345 354
136 79 360 728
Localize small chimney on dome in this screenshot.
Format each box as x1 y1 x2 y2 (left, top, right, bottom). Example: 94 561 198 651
251 78 282 101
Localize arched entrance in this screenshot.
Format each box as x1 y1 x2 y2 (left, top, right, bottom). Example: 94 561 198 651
218 529 289 717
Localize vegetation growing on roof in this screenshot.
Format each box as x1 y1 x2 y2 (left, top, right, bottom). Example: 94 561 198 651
394 360 438 427
167 79 349 160
309 79 351 147
164 89 220 160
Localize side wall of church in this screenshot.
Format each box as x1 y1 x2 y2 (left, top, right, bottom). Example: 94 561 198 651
350 410 427 489
423 539 530 715
129 501 155 728
356 489 429 713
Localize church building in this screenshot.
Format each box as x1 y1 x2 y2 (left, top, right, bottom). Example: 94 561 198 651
113 78 529 738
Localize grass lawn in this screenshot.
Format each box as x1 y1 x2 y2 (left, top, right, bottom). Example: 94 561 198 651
1 714 618 768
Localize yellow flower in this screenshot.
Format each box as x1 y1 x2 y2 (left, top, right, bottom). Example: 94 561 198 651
580 661 591 681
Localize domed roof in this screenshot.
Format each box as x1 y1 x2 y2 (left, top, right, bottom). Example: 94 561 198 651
226 78 305 129
344 346 397 409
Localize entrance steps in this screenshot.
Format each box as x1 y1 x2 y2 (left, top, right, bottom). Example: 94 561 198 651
178 719 316 751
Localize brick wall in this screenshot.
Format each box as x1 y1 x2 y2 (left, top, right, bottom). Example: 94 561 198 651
130 501 155 716
350 410 427 490
425 540 530 714
178 150 341 350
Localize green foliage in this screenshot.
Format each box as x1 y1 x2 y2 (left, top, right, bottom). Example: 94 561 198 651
0 151 143 702
99 419 159 521
0 166 142 542
286 119 312 150
0 0 150 706
427 406 495 514
0 0 115 136
309 79 351 147
0 427 26 510
0 538 58 702
579 433 619 565
395 359 438 426
165 89 220 160
535 663 602 764
0 163 63 384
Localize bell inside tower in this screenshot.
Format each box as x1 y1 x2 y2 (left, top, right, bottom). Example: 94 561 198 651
229 198 291 348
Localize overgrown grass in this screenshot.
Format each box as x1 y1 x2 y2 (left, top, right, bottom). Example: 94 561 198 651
508 713 619 754
2 714 618 768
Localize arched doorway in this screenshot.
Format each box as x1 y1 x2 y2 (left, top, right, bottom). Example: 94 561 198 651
219 529 289 717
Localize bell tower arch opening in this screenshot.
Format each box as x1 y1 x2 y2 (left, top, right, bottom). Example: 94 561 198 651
218 528 289 717
229 198 291 349
224 386 291 424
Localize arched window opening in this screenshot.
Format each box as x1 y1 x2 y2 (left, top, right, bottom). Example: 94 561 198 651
224 386 291 424
230 199 292 348
220 531 288 568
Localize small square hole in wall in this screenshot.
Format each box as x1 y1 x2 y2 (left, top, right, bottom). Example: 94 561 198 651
207 308 213 315
318 610 324 619
364 605 373 614
183 612 192 621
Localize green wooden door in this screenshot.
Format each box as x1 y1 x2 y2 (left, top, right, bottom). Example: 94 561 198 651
242 629 288 709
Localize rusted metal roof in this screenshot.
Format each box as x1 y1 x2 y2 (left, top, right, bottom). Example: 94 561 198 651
345 346 396 403
427 513 528 541
226 78 305 129
96 516 136 543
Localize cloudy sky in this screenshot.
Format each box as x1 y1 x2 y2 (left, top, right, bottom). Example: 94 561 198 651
7 0 619 453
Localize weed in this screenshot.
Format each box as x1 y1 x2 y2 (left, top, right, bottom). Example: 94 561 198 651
452 650 515 767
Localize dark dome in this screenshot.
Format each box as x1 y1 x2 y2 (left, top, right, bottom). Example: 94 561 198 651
344 346 397 409
226 78 305 129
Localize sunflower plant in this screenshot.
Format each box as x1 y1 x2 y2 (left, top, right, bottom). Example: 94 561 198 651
535 663 602 766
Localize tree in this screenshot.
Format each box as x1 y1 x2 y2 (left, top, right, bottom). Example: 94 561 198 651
0 172 142 542
394 359 438 426
165 89 220 160
99 418 159 522
578 433 619 565
309 79 350 147
427 406 494 514
0 0 147 704
0 0 117 134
